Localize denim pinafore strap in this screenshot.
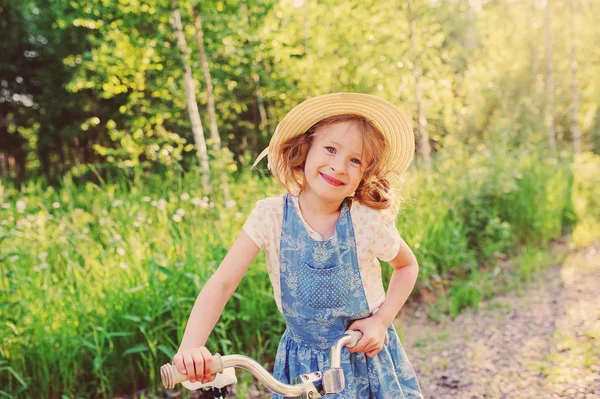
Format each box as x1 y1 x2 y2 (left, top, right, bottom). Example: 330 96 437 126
272 194 423 399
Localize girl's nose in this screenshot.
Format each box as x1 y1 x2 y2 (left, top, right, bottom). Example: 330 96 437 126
330 157 346 174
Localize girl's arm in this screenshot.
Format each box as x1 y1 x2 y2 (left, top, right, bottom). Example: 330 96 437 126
348 236 419 357
370 236 419 328
173 230 260 382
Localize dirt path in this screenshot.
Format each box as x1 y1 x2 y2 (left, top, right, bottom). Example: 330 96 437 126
400 243 600 399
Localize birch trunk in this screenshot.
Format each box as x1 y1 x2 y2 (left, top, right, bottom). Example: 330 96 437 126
241 4 269 132
192 7 220 150
545 0 557 160
172 8 211 193
570 0 581 155
192 6 231 203
408 0 432 172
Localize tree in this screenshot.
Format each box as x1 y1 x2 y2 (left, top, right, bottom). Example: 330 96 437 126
545 0 557 161
408 0 432 172
172 6 211 191
569 0 581 154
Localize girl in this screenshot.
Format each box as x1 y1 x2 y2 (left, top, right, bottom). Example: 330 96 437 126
173 93 423 398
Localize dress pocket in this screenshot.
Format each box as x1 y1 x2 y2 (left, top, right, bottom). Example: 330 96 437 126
297 263 352 309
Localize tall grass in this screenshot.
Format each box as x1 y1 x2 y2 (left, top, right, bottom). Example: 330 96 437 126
0 146 580 398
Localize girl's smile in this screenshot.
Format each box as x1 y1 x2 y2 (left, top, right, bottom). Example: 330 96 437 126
320 172 344 186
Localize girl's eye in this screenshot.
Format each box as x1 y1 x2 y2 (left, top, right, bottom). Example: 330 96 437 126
351 158 362 165
325 146 335 153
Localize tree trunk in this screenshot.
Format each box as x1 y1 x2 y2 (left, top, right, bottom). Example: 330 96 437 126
241 4 268 133
569 0 581 155
172 7 211 193
465 0 475 51
545 0 557 161
192 7 220 151
408 0 432 172
192 6 232 203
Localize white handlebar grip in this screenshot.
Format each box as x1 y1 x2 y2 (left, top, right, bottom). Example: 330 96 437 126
160 354 224 389
344 330 363 348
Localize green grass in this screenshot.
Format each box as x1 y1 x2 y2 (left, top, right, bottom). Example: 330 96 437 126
0 146 588 398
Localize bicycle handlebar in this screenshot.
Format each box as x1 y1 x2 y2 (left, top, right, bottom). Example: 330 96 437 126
160 330 363 398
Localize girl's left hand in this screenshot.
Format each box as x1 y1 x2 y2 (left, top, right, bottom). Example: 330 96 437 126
347 316 388 358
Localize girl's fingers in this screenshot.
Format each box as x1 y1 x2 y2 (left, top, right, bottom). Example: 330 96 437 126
366 348 381 358
349 336 370 353
193 348 208 382
172 353 187 376
183 352 199 383
199 347 213 383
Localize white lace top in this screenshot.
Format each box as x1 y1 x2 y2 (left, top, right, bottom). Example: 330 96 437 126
242 194 402 313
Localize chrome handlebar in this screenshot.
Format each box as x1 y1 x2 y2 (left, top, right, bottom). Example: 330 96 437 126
160 330 363 398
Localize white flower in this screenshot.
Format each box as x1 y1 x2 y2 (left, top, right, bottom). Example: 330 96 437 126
9 255 19 263
1 203 9 209
112 199 123 207
38 252 48 260
16 200 26 213
82 227 89 234
114 234 122 242
151 200 158 207
117 247 126 256
133 221 140 227
39 263 49 270
52 202 60 209
142 196 151 202
158 199 168 210
176 208 185 217
180 193 190 201
235 212 243 219
225 199 236 209
119 262 129 269
172 214 182 223
192 197 209 209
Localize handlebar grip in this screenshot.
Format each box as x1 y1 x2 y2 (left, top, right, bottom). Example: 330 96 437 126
160 354 223 389
344 330 363 348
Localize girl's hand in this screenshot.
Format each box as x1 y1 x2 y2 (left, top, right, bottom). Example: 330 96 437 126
172 347 217 384
347 316 388 358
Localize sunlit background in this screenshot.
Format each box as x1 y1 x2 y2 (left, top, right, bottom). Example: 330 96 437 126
1 0 599 397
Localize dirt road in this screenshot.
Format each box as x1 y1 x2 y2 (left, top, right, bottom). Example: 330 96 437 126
401 243 600 399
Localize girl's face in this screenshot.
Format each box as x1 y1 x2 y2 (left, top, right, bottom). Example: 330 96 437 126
303 121 367 205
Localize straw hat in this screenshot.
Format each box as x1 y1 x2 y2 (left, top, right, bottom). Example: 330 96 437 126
253 92 414 183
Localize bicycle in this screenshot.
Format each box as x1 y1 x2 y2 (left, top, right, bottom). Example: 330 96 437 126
160 330 363 398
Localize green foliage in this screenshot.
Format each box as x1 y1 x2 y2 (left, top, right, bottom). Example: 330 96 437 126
518 247 547 284
571 152 600 247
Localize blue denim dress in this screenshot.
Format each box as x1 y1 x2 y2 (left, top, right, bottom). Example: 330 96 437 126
272 194 422 399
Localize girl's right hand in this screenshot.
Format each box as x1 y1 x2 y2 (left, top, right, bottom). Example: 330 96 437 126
172 347 217 384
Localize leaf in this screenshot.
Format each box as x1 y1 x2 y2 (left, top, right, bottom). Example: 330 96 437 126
157 345 174 360
122 344 149 356
120 314 141 323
